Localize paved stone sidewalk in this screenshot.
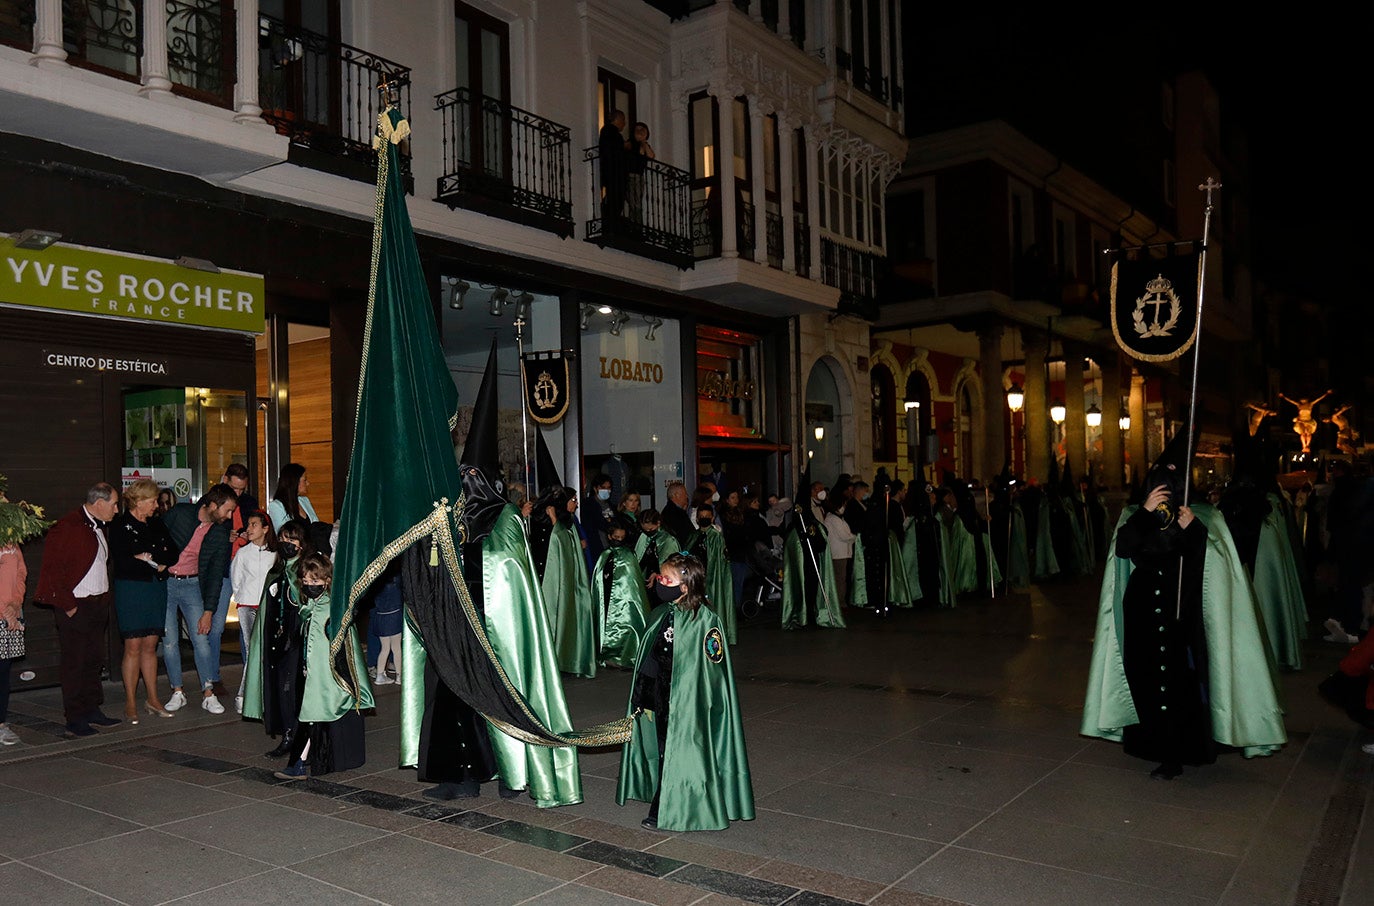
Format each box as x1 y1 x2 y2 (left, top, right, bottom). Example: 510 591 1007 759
2 578 1371 905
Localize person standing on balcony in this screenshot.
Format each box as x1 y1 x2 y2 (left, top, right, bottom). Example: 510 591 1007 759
599 110 629 233
626 122 655 227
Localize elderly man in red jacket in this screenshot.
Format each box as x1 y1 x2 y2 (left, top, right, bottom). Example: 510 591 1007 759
35 482 121 737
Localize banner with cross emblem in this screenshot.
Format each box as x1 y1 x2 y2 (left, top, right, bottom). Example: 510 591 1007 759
1109 247 1203 362
521 350 570 425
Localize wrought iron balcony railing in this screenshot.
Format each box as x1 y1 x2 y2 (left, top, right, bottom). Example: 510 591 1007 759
794 214 811 278
435 88 573 237
258 13 411 183
167 0 235 107
585 146 693 269
691 192 719 260
0 0 34 50
737 199 755 261
764 208 783 270
822 237 882 320
63 0 142 80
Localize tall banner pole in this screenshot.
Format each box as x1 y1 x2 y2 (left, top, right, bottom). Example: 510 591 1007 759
1175 177 1221 618
514 314 533 494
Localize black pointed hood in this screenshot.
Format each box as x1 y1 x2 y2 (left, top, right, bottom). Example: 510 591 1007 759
533 426 562 497
458 338 505 544
1137 428 1194 520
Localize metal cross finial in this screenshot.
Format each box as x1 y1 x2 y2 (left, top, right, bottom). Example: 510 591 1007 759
1198 177 1222 203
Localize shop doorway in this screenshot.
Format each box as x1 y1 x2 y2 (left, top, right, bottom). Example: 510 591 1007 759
255 323 336 523
804 358 846 487
121 386 249 502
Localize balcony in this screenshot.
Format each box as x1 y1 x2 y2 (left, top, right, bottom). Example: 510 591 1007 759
0 1 33 50
584 146 693 269
166 0 236 107
793 213 810 278
257 13 410 185
435 88 572 237
822 237 882 320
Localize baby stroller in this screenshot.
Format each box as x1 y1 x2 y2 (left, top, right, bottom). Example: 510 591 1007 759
739 541 784 619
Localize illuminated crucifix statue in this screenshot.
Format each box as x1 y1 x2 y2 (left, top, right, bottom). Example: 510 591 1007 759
1244 402 1277 437
1278 390 1333 453
1325 404 1360 455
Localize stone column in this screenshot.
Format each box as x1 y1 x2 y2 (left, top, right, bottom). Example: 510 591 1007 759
716 91 738 258
749 101 767 264
1023 328 1049 483
779 116 796 273
778 0 791 39
31 0 67 68
1129 370 1147 481
140 0 174 97
803 124 822 279
1063 344 1087 479
234 0 268 124
1100 354 1124 489
978 324 1006 482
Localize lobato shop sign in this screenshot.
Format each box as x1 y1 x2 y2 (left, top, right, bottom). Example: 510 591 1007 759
2 236 265 334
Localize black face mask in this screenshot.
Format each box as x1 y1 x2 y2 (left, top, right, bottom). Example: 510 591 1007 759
301 585 327 600
279 542 299 558
653 581 685 603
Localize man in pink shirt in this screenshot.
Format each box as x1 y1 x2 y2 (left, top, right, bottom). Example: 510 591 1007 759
161 485 237 714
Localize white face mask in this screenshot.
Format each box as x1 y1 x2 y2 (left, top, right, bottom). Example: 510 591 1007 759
816 490 827 502
597 488 611 500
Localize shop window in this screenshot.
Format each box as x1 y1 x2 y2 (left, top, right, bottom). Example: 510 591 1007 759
697 325 763 440
581 307 684 509
689 92 720 258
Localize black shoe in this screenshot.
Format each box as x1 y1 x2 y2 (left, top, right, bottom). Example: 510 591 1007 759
1149 762 1183 781
64 721 98 738
641 815 658 830
497 782 522 800
265 731 293 759
86 711 122 727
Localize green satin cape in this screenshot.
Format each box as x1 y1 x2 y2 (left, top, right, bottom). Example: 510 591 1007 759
400 508 583 805
300 589 374 722
689 528 737 644
850 533 915 608
942 517 979 596
633 528 677 570
616 602 755 831
1033 502 1060 580
1250 493 1308 671
482 509 583 804
542 521 598 678
780 523 844 629
1005 506 1031 589
1080 504 1287 757
593 546 651 669
900 523 924 601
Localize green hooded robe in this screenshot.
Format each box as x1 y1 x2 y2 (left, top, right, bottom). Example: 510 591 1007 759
1004 503 1031 590
1081 504 1287 757
617 601 755 831
594 545 651 669
688 527 737 644
400 506 583 807
900 522 924 601
780 522 845 629
542 519 597 678
1249 493 1308 671
299 587 374 723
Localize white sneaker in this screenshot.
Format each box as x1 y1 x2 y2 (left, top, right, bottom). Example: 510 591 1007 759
202 694 225 715
1362 742 1374 756
0 724 20 746
374 674 393 685
165 690 188 712
234 696 243 714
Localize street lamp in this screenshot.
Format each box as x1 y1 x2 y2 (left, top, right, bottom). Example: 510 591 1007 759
1119 409 1131 431
1005 382 1025 413
1085 404 1102 428
1050 400 1067 425
813 425 825 442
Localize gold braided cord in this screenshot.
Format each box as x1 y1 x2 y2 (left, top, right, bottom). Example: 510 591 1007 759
433 499 631 748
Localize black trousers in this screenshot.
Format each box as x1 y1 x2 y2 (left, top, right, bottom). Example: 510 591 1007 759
53 594 110 723
0 656 12 723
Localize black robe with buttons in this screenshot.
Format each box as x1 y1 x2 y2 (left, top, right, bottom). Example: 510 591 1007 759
1116 508 1216 767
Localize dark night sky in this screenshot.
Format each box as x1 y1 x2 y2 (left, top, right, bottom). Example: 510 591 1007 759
903 9 1368 315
